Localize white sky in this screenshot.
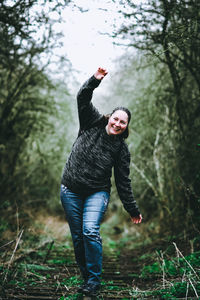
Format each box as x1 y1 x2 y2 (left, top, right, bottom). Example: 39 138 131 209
56 0 125 83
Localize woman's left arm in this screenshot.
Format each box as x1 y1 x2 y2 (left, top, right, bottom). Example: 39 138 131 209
114 143 142 222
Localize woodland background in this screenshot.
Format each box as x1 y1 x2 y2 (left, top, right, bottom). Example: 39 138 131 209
0 0 200 298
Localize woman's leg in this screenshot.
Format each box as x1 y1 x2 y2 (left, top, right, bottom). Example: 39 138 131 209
60 184 88 281
82 191 110 286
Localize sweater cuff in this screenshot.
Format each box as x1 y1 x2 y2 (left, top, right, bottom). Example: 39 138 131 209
129 208 141 218
89 75 102 87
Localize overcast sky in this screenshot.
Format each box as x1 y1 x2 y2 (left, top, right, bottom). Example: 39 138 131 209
56 0 125 83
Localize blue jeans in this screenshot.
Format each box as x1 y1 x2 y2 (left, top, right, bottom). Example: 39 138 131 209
60 184 110 285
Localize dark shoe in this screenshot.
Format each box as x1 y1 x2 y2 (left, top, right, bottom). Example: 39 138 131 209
82 283 101 296
77 282 88 293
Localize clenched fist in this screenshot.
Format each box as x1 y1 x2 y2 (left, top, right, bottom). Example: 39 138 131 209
94 67 108 80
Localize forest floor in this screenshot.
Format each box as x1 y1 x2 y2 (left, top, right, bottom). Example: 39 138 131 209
0 213 199 299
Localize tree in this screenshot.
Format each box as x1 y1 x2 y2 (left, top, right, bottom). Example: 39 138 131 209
113 0 200 131
110 0 200 232
0 0 72 212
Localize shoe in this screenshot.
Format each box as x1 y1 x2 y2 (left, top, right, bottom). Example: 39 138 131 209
77 282 88 293
82 283 101 296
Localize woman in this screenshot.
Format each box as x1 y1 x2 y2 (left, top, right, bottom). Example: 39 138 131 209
60 67 142 297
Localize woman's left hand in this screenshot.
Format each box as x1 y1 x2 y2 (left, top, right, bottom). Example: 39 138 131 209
131 214 142 224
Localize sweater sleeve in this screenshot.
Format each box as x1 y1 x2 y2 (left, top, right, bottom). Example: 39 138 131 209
77 75 103 131
114 143 141 217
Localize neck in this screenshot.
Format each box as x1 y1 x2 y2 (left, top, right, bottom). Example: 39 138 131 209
105 125 110 135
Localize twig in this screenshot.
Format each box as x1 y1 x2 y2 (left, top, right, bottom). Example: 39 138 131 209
64 285 69 291
131 161 158 196
190 239 194 253
27 271 46 280
43 240 54 264
0 239 15 250
188 277 199 298
4 239 53 265
63 265 71 276
185 281 189 299
3 229 24 283
15 199 20 236
161 251 165 288
173 242 199 279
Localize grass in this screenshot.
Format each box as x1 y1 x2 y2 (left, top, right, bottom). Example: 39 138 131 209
132 249 200 299
1 213 200 299
47 258 73 265
60 276 82 287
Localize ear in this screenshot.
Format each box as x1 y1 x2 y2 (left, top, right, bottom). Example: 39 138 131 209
105 114 111 120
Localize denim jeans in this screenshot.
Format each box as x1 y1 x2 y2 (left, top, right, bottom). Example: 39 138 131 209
60 184 110 285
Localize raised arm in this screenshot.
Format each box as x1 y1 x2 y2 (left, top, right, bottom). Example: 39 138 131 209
77 68 108 131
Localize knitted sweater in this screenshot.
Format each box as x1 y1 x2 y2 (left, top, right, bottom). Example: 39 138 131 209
61 75 140 217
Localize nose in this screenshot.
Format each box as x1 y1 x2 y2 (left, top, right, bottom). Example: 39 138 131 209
115 120 120 127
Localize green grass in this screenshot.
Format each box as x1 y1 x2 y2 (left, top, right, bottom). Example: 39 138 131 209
141 251 200 278
134 250 200 299
47 257 73 264
59 295 81 300
60 276 82 287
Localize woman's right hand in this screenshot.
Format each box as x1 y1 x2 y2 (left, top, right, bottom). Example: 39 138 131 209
94 67 108 80
131 214 142 224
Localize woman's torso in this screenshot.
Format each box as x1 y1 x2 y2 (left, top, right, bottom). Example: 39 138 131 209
61 125 123 195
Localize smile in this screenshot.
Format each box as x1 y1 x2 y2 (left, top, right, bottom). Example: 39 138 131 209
112 127 121 131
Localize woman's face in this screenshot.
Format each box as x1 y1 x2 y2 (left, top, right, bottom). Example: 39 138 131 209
106 110 128 136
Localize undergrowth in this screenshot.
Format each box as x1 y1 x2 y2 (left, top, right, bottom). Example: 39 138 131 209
1 214 200 299
131 248 200 299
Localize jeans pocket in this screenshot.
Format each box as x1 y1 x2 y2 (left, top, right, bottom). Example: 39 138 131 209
61 184 68 193
60 185 68 207
103 193 109 212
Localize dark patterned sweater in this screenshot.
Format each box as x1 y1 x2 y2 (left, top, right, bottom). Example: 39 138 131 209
61 75 140 217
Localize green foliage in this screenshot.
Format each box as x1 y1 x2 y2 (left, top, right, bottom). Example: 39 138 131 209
138 250 200 299
59 295 81 300
107 0 200 235
47 257 73 265
0 0 74 229
150 281 200 299
139 253 155 261
141 251 200 278
19 263 54 271
0 219 9 236
141 261 161 277
59 276 82 287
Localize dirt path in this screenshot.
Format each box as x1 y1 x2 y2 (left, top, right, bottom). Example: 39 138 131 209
0 239 153 300
1 214 198 300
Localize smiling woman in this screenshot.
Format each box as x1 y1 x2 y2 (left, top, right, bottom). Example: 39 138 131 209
106 110 128 135
60 67 142 297
106 106 131 138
